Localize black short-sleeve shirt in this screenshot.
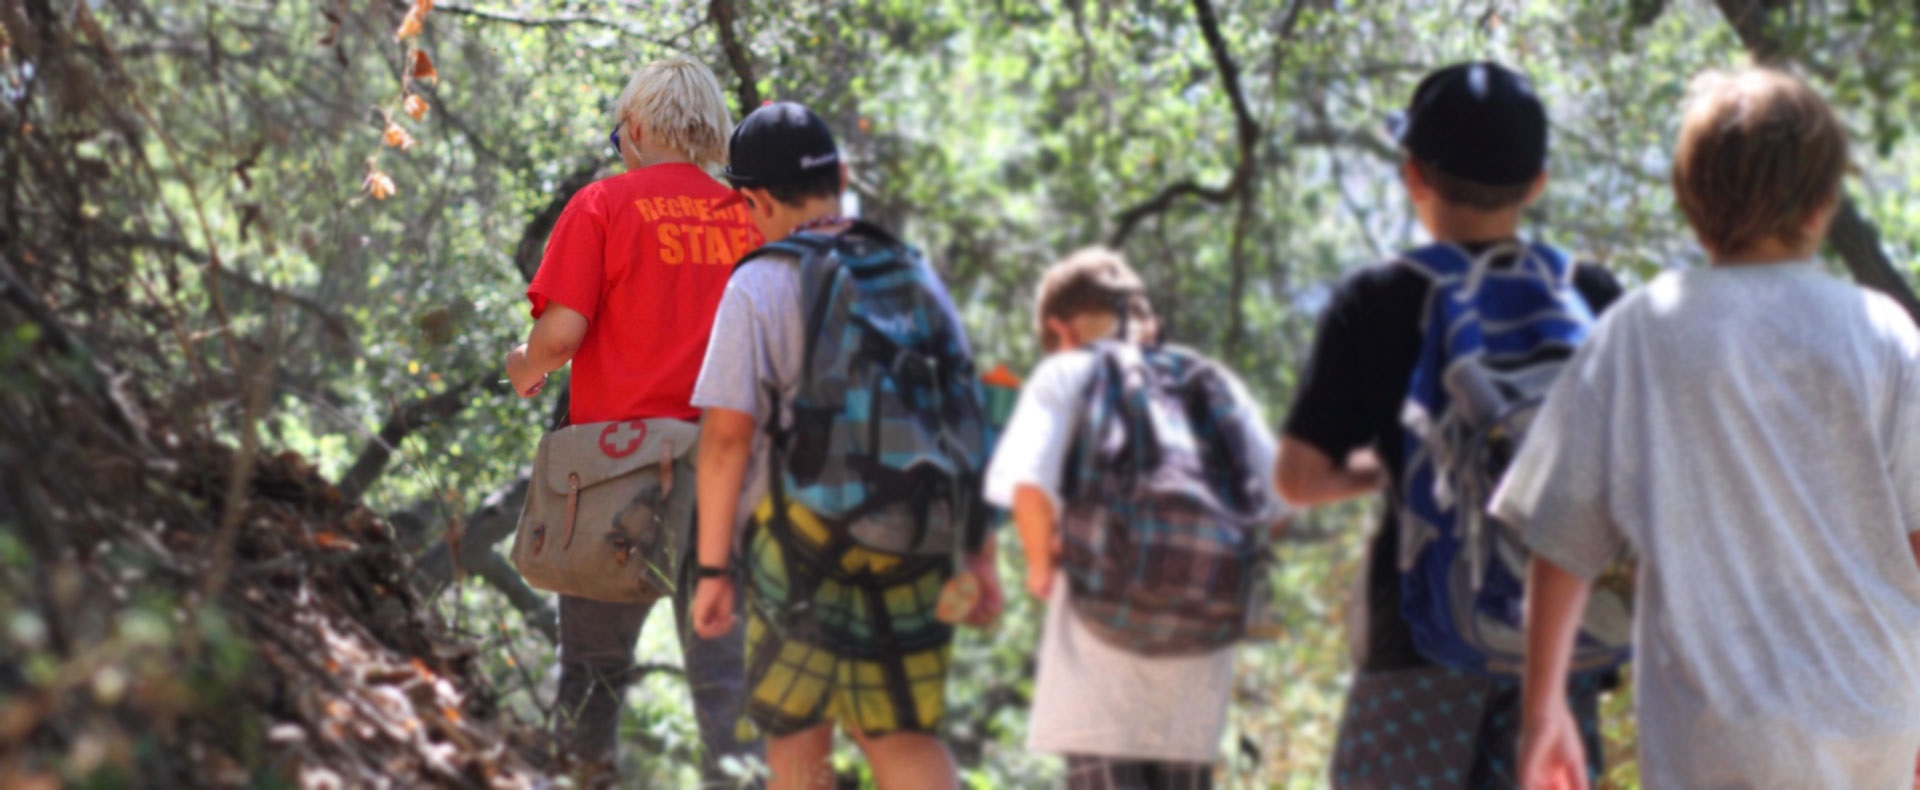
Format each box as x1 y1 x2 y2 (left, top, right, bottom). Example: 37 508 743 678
1282 244 1624 671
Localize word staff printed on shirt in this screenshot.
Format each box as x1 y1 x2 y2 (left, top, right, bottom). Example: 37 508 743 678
638 196 756 266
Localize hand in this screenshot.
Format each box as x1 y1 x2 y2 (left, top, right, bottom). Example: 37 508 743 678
963 551 1004 627
1344 448 1385 490
691 576 737 640
504 344 546 398
1519 703 1590 790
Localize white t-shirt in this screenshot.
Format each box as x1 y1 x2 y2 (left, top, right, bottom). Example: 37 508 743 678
984 347 1281 762
1492 261 1920 788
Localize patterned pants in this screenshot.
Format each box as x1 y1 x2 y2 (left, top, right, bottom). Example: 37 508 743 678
740 497 955 737
1329 666 1607 789
1065 757 1214 790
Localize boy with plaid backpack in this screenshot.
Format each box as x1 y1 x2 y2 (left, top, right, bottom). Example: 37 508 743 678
689 102 1003 790
984 248 1285 789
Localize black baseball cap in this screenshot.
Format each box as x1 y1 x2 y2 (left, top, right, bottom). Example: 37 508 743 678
1387 61 1548 186
715 101 840 208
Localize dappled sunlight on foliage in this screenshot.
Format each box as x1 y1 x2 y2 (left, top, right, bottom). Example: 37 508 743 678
5 0 1920 786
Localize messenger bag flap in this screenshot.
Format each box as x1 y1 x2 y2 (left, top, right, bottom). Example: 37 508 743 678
541 418 701 494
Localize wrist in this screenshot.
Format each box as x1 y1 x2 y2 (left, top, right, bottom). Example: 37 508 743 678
695 562 732 580
1520 696 1569 723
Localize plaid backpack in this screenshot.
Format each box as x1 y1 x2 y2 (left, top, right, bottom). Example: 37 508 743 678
1059 341 1277 656
1398 241 1633 675
734 220 993 557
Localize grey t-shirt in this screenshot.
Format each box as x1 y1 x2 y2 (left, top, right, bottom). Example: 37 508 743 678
1491 261 1920 788
690 253 804 535
983 348 1282 763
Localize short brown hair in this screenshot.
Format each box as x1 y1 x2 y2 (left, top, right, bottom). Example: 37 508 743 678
1034 247 1154 353
1672 67 1847 256
1412 159 1535 211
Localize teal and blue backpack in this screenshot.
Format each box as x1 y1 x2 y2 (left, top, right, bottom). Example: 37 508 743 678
733 220 994 558
1397 241 1633 675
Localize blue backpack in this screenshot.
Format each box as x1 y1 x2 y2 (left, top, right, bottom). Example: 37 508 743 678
1397 242 1633 675
733 220 993 557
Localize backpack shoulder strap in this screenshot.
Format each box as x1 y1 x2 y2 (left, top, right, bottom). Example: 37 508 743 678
731 235 830 278
838 218 905 248
1396 243 1475 280
796 241 847 379
1524 242 1576 288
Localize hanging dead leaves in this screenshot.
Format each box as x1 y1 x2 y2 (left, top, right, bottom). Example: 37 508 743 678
383 122 416 152
364 158 395 202
411 50 439 86
396 0 433 42
362 0 439 201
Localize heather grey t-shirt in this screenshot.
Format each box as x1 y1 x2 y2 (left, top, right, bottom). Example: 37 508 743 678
690 253 805 536
689 242 975 537
1491 261 1920 788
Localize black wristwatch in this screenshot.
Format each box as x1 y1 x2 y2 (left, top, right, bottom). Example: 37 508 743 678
695 563 731 580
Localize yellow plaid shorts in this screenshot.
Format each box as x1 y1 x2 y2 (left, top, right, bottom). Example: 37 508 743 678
740 497 954 737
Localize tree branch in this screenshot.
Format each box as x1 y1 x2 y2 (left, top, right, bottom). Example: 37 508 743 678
336 375 494 502
709 0 762 111
212 268 353 341
1827 201 1920 320
1225 174 1256 358
1711 0 1791 64
1109 0 1264 246
516 163 603 284
1291 123 1399 164
1711 0 1920 323
432 2 690 49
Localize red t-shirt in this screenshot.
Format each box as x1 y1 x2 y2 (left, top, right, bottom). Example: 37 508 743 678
527 163 761 424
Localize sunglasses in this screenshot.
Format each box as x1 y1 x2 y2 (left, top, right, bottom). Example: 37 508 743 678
609 124 621 153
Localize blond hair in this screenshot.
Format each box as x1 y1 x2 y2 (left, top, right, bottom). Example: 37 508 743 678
1034 247 1156 352
1672 67 1848 256
614 57 733 167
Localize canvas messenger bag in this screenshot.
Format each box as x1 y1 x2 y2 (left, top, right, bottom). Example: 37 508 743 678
509 417 700 603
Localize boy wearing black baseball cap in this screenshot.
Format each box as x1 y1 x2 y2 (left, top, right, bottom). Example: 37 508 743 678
689 102 1002 790
1275 62 1624 787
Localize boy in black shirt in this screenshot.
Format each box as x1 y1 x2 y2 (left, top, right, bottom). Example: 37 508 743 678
1276 62 1622 788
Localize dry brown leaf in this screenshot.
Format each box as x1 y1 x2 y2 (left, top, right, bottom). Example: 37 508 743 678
395 8 423 41
403 94 429 122
0 771 58 790
410 50 438 85
363 169 396 201
0 695 47 741
312 532 356 550
382 122 415 152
